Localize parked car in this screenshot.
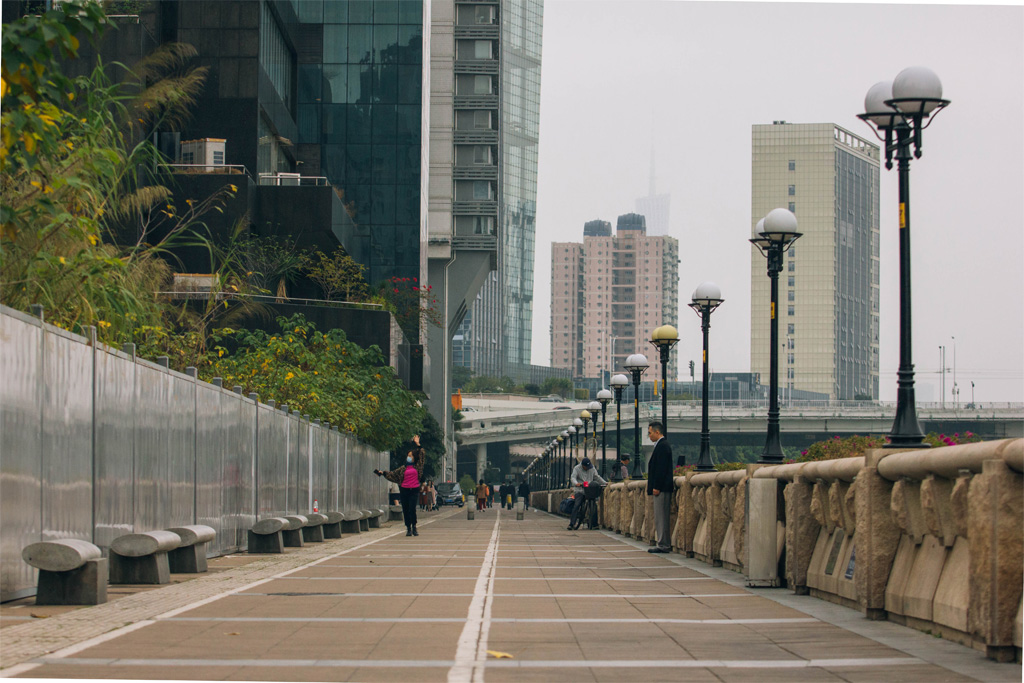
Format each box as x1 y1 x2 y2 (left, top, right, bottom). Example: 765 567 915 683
436 482 465 507
539 395 563 402
552 405 571 410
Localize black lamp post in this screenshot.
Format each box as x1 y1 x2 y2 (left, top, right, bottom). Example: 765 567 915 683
751 208 801 463
858 67 949 448
568 425 578 486
624 354 649 476
649 325 680 442
688 281 724 472
559 433 567 488
610 374 628 476
593 396 609 476
579 411 591 462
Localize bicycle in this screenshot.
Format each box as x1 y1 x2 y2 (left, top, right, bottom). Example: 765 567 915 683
575 483 604 530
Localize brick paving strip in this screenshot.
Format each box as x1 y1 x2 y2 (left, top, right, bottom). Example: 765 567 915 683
0 508 460 674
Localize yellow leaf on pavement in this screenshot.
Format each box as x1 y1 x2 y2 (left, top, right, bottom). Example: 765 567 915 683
486 650 514 659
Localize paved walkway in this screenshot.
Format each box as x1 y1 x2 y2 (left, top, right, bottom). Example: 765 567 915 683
2 506 1019 682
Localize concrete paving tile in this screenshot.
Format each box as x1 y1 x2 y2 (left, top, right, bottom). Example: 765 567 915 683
826 664 978 682
18 664 233 679
591 666 720 682
489 622 578 644
349 666 450 682
490 596 565 619
399 595 472 618
223 665 360 681
364 622 462 659
682 642 798 661
710 666 846 682
485 666 599 682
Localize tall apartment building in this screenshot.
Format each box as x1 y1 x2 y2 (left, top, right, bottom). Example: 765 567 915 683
750 122 880 401
551 214 680 381
450 0 544 377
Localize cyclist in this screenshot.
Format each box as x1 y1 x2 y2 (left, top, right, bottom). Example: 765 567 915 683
568 458 607 530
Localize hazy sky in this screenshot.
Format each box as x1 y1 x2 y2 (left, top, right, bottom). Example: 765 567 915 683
529 0 1024 403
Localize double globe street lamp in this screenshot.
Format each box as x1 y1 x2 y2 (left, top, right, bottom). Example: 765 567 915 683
751 208 801 463
858 66 949 448
689 282 724 471
623 354 649 476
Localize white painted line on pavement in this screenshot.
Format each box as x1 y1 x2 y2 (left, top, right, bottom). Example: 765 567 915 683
159 616 819 625
274 576 713 582
32 656 922 670
239 592 751 599
449 507 501 683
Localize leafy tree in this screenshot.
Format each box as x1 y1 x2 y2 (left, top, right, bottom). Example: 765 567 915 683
301 245 370 302
235 234 304 298
451 365 473 390
1 1 228 344
458 473 476 494
416 410 445 479
523 383 541 396
374 276 441 341
203 314 424 451
541 377 573 398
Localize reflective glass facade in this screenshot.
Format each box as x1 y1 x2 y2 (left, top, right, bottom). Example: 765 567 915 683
294 0 425 289
453 0 543 374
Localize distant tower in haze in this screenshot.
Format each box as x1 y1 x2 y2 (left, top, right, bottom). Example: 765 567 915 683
635 144 671 236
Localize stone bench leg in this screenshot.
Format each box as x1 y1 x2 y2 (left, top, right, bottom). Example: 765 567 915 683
247 530 284 554
169 543 208 573
301 526 325 543
282 528 304 547
109 551 170 585
368 516 381 529
389 509 403 522
342 520 361 534
358 518 370 532
35 558 108 605
322 522 342 539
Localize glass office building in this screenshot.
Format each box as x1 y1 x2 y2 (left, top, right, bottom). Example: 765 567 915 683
293 0 426 290
452 0 543 375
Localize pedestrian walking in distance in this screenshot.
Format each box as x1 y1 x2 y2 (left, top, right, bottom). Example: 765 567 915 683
518 479 531 511
475 480 488 511
374 434 425 536
646 422 674 553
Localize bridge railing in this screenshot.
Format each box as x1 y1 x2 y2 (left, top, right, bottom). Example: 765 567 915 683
582 438 1023 662
0 306 388 603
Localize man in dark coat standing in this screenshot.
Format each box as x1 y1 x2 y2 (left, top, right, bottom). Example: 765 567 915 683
646 421 674 553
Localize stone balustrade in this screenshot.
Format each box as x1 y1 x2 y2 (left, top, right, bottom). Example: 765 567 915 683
587 438 1022 663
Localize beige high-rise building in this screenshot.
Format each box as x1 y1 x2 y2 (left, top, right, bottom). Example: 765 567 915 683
750 122 880 401
551 215 679 380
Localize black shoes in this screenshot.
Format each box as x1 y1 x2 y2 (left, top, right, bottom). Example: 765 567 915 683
412 526 419 536
406 527 412 536
648 547 670 553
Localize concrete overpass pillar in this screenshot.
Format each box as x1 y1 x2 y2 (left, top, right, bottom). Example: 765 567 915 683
476 443 487 482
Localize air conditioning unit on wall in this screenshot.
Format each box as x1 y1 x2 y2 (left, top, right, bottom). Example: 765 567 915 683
179 138 226 171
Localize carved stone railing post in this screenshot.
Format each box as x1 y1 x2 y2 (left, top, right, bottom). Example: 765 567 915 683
784 474 818 594
855 449 902 620
968 457 1024 662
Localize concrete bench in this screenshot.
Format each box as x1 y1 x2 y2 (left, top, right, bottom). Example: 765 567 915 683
281 515 308 547
358 510 373 532
248 517 289 554
109 530 181 584
388 505 404 522
301 513 328 543
367 508 385 529
341 511 364 534
322 511 345 539
166 525 216 573
22 539 107 605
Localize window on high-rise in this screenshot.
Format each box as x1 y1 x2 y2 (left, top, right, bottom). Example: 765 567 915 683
473 75 492 95
788 290 795 302
474 111 492 129
788 261 795 272
788 305 794 316
788 276 795 287
788 185 796 196
788 323 794 335
789 202 796 213
788 160 796 171
474 40 492 59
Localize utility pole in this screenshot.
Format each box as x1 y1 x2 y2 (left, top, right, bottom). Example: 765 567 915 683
939 345 945 408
